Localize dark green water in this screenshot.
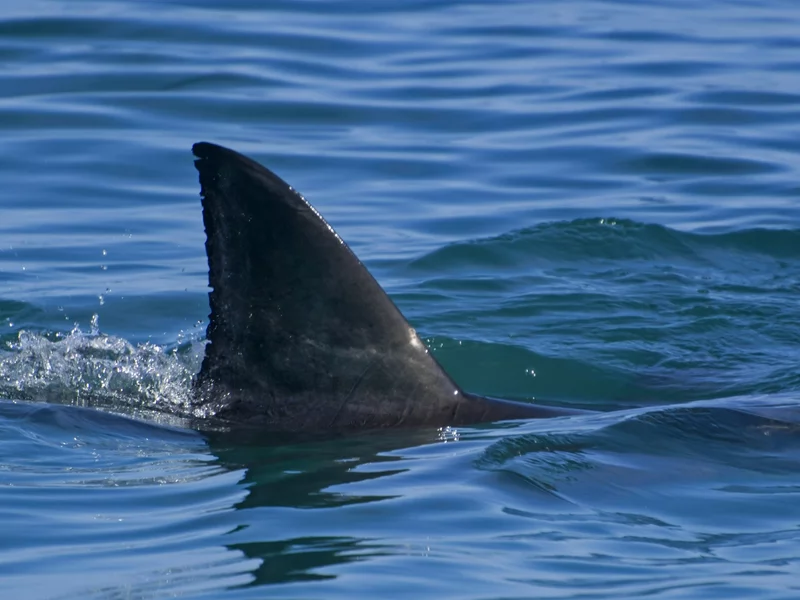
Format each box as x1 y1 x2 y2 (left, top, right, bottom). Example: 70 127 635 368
2 1 800 598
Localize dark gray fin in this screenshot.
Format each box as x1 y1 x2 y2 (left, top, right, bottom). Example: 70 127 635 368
192 142 587 432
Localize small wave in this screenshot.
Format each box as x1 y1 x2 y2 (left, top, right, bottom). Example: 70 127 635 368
410 219 800 272
476 396 800 502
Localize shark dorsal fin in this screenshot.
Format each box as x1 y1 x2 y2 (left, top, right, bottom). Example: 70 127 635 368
192 142 468 430
192 142 587 431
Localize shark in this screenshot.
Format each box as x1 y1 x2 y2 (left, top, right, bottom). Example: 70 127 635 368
190 142 588 432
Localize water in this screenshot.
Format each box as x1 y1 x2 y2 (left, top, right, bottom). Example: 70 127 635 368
2 0 800 597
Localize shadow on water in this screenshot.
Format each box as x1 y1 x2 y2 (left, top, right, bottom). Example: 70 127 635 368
221 536 390 585
203 426 441 509
4 390 800 592
200 397 800 589
0 398 437 590
201 425 445 587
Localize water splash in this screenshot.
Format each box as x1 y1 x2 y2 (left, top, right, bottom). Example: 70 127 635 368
438 425 461 443
0 316 205 420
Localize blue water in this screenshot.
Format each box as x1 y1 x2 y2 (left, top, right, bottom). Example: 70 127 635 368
2 0 800 597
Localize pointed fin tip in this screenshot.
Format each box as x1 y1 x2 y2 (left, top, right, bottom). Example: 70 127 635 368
192 141 226 160
192 141 318 219
193 141 249 167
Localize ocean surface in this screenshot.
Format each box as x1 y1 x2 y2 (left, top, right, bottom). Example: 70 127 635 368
2 0 800 598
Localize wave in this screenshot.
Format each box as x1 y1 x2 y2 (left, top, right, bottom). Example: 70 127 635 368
409 219 800 272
